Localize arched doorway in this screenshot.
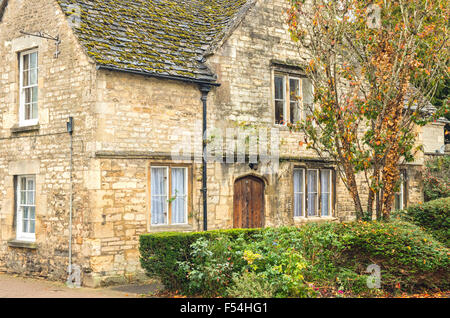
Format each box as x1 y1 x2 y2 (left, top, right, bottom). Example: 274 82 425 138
233 176 265 228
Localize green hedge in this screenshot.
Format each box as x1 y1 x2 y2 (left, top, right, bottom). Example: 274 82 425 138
394 197 450 246
139 228 261 291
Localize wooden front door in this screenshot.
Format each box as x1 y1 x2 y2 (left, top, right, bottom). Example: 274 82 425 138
233 176 265 228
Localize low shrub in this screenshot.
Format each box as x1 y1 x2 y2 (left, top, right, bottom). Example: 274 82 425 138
393 197 450 246
336 220 450 292
139 220 449 297
138 228 260 292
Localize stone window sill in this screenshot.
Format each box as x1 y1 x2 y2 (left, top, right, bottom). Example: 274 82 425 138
7 239 37 249
148 224 194 233
294 216 338 223
11 124 40 134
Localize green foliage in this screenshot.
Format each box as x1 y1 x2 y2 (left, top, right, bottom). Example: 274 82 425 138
139 221 449 297
394 197 450 247
226 271 276 298
138 228 260 291
423 156 450 202
336 220 449 292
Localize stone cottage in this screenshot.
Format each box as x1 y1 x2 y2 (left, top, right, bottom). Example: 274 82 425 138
0 0 446 287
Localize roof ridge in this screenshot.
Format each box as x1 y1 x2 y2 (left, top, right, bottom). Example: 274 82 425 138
204 0 257 58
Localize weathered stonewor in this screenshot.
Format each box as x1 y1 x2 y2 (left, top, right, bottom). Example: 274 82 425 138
0 0 445 287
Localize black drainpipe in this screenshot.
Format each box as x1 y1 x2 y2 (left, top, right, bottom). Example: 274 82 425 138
199 84 211 231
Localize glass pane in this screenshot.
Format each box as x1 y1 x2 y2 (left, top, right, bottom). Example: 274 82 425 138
151 196 166 225
25 87 31 103
23 70 29 86
290 102 300 123
302 78 313 104
23 206 29 219
307 170 317 216
30 207 35 220
171 168 187 224
151 168 167 196
23 54 29 70
23 220 29 233
32 103 38 119
294 169 304 217
321 170 331 216
30 69 37 85
275 76 284 100
294 193 303 217
275 101 284 124
20 191 26 205
27 190 35 205
32 86 38 103
30 219 35 234
30 52 38 69
151 167 167 225
27 179 35 191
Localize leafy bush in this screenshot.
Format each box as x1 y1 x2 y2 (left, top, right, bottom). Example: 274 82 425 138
336 220 449 292
424 156 450 201
394 197 450 247
139 229 260 291
139 221 449 297
226 271 276 298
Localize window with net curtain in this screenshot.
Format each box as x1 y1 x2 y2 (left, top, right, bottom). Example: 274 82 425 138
16 175 36 241
274 74 313 125
294 168 332 217
151 167 187 225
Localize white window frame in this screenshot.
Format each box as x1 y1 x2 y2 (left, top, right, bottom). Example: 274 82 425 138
293 168 306 218
394 181 404 211
150 166 188 226
16 175 36 242
274 73 314 126
19 49 39 127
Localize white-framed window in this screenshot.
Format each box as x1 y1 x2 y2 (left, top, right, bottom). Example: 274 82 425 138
19 49 39 126
16 175 36 241
150 166 188 226
294 168 334 218
274 73 314 125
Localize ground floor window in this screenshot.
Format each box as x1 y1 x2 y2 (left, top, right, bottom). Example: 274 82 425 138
294 167 333 218
150 166 188 226
16 175 36 241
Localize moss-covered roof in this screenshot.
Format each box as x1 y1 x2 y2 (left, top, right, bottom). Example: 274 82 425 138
56 0 252 82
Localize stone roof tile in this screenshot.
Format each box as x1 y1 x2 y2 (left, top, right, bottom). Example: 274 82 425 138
56 0 253 82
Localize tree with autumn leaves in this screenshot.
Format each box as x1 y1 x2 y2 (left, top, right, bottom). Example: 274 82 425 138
286 0 449 220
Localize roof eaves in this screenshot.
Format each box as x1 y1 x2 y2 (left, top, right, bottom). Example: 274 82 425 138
97 64 221 87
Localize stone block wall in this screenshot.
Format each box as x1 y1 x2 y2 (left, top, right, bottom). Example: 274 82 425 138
0 0 96 280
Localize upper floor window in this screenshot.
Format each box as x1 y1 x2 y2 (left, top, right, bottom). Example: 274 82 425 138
294 167 333 218
16 175 36 242
19 49 38 126
274 73 313 125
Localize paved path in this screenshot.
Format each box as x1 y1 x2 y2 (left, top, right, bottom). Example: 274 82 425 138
0 274 162 298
